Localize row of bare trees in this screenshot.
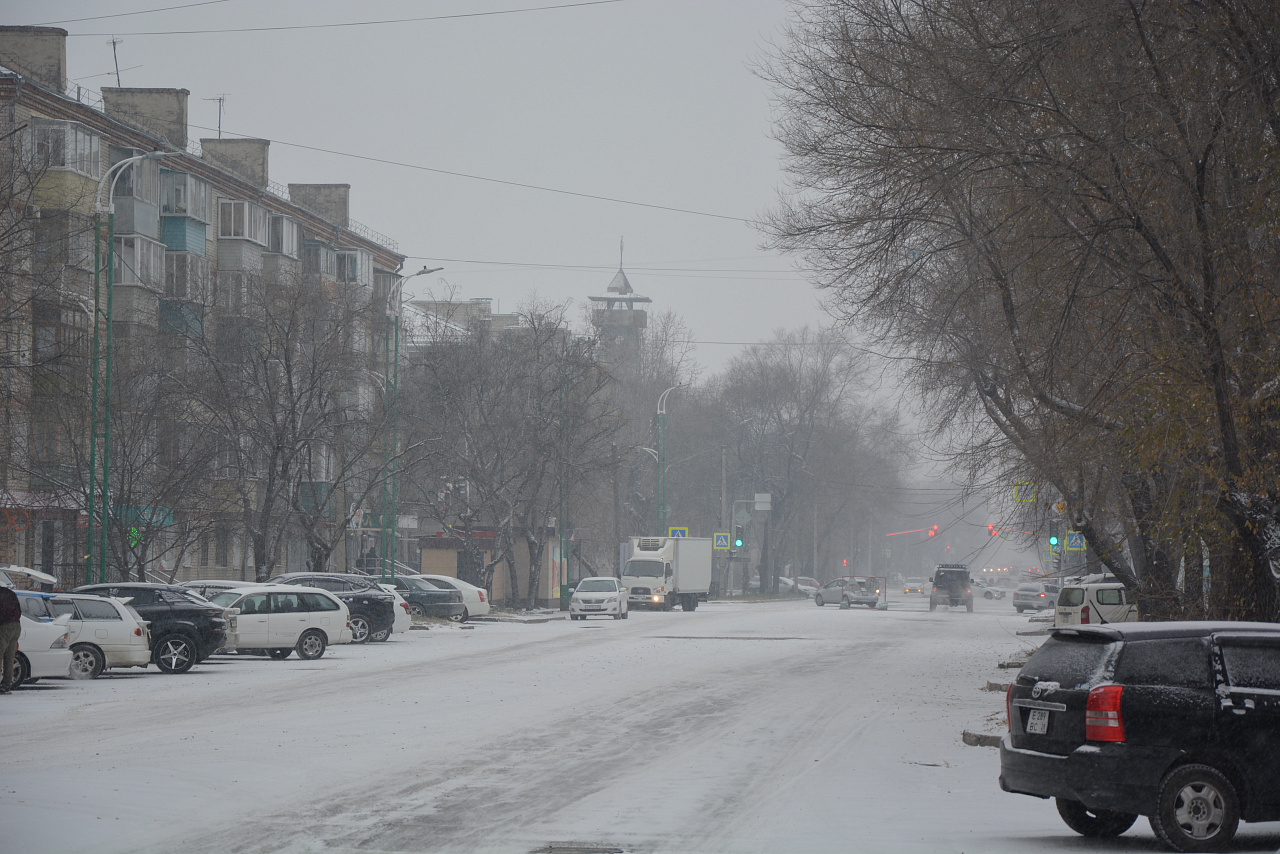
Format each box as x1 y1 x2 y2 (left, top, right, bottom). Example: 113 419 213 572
766 0 1280 619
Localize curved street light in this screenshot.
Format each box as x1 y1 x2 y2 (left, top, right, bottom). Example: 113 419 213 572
654 383 684 530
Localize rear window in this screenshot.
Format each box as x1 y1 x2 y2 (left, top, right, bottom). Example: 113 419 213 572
19 596 52 619
1017 583 1041 593
1058 588 1084 607
1115 638 1211 689
1221 644 1280 691
1021 635 1118 688
74 598 121 620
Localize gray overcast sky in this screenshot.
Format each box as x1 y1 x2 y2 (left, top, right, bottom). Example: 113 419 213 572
9 0 825 372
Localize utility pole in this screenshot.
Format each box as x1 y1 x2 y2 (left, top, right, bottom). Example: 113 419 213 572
718 445 727 595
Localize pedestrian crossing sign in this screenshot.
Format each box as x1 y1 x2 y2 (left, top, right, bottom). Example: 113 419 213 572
1066 531 1086 551
714 533 730 549
668 527 689 538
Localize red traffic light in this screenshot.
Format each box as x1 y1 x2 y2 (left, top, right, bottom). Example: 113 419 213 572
842 558 848 567
988 524 998 536
927 524 938 537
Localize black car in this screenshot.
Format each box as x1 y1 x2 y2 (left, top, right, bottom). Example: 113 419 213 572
1000 622 1280 852
929 564 973 611
73 582 228 674
266 573 397 643
375 575 466 621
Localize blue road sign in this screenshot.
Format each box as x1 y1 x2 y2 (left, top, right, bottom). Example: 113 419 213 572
668 527 689 538
1066 531 1086 552
713 533 730 549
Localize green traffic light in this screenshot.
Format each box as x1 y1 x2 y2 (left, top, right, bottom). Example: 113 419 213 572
734 537 744 548
1049 535 1059 546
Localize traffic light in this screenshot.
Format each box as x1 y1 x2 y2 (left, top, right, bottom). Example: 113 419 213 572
1048 535 1059 546
842 558 848 567
987 524 998 536
927 524 939 537
733 525 745 549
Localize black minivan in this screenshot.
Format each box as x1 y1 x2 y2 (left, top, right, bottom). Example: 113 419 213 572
999 622 1280 851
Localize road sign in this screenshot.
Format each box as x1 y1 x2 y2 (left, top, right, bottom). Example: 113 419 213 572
713 533 730 549
733 508 752 525
1066 531 1086 552
668 527 689 538
1014 482 1036 502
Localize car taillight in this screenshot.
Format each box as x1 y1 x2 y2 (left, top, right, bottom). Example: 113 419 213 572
133 627 143 636
479 591 486 603
400 602 409 613
1086 685 1125 742
1038 592 1045 597
1006 683 1013 731
1080 604 1090 624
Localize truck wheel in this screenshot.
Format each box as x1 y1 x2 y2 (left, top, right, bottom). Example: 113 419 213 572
1055 799 1137 838
663 596 675 612
681 595 696 611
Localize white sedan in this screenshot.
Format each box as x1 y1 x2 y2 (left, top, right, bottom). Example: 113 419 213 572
419 574 491 620
569 577 629 620
12 614 72 688
207 586 352 660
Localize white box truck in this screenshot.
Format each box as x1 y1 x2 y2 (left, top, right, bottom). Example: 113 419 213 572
622 536 713 611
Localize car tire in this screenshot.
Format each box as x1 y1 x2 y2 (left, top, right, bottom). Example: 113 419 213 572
349 614 371 643
985 590 994 599
296 630 326 660
622 611 629 619
460 607 470 622
1055 798 1137 838
9 652 30 689
153 634 197 674
928 600 937 611
815 594 825 607
1149 764 1240 852
370 626 391 642
447 611 464 622
614 611 623 620
69 643 106 679
407 603 427 618
267 648 292 660
1015 606 1025 613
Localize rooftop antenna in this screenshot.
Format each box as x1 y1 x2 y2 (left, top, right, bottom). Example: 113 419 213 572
108 37 123 86
204 94 228 138
619 236 624 269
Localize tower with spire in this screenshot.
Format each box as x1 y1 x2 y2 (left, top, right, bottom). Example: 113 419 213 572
588 238 652 362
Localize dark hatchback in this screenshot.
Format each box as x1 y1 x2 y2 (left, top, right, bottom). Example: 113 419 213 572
373 575 465 621
72 582 227 674
1000 622 1280 852
266 573 397 643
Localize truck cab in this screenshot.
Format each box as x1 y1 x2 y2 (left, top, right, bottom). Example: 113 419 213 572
621 536 712 611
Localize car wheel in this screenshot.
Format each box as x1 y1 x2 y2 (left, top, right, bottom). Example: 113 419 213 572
1015 606 1024 613
447 611 464 622
985 590 994 599
1055 798 1137 838
815 594 825 607
614 611 623 620
296 630 326 660
9 652 29 689
153 635 197 674
370 626 391 642
928 600 937 611
622 610 629 619
459 607 470 622
267 648 292 660
349 614 371 643
407 603 427 618
1149 764 1240 852
69 643 106 679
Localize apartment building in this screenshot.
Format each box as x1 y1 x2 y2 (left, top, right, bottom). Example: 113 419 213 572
0 27 408 585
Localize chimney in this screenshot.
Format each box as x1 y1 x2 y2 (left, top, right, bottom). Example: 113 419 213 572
102 88 190 149
201 138 270 188
288 184 350 228
0 27 68 91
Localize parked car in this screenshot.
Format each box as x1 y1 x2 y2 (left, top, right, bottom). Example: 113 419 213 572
180 579 257 600
375 575 466 621
266 573 396 644
813 577 853 606
795 576 820 597
10 614 72 688
73 583 228 674
1000 622 1280 852
843 578 880 608
1054 582 1138 627
929 565 973 611
375 583 413 637
1013 581 1061 613
206 586 352 660
904 577 925 595
17 591 150 678
569 577 628 620
418 574 490 620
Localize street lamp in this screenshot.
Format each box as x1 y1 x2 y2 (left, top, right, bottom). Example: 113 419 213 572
378 265 442 580
654 384 684 531
85 150 172 585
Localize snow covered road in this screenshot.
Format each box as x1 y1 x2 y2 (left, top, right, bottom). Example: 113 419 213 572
6 597 1279 853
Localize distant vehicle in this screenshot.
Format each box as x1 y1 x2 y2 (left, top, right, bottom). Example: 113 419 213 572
570 577 629 620
1013 582 1061 614
929 565 973 611
266 573 396 644
1001 622 1280 851
18 591 150 678
813 577 852 606
622 536 712 611
206 586 352 660
418 575 491 620
904 577 925 595
74 583 229 674
10 614 72 688
971 578 1005 600
374 584 412 639
795 577 820 597
842 579 880 609
1054 583 1137 627
375 575 466 621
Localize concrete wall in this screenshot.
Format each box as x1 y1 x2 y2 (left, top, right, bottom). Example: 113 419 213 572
102 88 189 149
289 184 349 228
201 138 270 188
0 27 67 91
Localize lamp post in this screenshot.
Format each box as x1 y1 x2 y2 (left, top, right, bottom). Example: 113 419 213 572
379 265 441 580
655 384 683 532
85 150 171 585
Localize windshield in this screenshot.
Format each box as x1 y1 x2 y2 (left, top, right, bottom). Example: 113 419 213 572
575 579 618 593
624 559 665 578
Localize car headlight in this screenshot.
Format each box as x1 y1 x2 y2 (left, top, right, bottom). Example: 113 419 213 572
605 597 617 603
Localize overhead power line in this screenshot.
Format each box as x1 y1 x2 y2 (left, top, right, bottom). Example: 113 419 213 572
62 0 630 36
405 254 798 275
36 0 232 26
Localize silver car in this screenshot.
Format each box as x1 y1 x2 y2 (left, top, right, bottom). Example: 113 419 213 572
1013 581 1060 613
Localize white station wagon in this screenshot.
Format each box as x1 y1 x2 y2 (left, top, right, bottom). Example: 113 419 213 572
209 585 352 660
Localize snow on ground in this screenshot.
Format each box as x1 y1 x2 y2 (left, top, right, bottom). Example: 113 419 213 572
4 596 1279 854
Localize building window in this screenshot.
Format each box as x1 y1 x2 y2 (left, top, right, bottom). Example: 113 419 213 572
113 235 165 288
215 528 230 566
33 119 101 178
160 171 212 222
218 200 268 245
111 147 160 204
165 253 210 301
337 249 372 286
302 241 337 278
32 301 89 364
268 215 300 258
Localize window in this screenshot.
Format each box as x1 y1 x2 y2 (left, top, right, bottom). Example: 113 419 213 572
238 594 269 615
271 592 303 613
302 241 337 278
34 213 95 273
113 235 165 288
1116 638 1212 689
33 119 101 178
215 528 229 566
218 200 268 245
215 271 253 312
111 148 160 204
1096 588 1125 606
337 249 372 286
32 301 88 363
299 592 339 612
75 599 122 621
160 171 212 222
1221 644 1280 692
165 253 210 301
268 215 299 258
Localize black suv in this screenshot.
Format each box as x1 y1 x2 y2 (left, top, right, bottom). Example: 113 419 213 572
1000 622 1280 851
267 573 397 643
73 583 228 674
929 564 973 611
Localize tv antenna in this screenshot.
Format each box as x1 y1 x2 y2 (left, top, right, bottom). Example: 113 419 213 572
204 94 229 138
107 37 123 86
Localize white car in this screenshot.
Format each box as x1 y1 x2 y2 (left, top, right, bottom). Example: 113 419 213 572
23 592 152 678
569 577 629 620
206 585 352 660
376 584 412 638
1054 582 1138 627
419 574 491 620
11 614 72 688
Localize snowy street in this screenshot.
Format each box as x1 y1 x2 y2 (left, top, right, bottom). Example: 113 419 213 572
6 597 1279 853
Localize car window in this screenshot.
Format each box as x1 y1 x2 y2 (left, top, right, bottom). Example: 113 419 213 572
1220 644 1280 691
117 588 156 605
304 577 343 592
1116 638 1211 689
19 596 52 619
238 594 269 615
271 592 304 613
1016 583 1040 593
1095 588 1124 606
74 598 121 620
299 592 339 612
425 578 455 590
1022 634 1119 689
49 598 77 617
208 591 242 607
1058 588 1084 607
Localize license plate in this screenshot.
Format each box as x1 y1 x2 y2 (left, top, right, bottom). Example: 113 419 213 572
1027 708 1050 734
